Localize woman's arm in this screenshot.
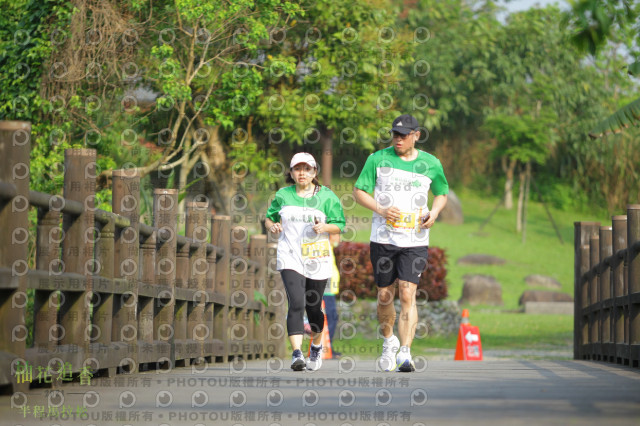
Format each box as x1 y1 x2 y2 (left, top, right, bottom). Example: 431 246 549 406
265 217 283 234
312 223 341 235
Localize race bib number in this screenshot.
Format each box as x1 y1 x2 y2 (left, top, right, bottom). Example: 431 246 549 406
386 212 417 231
301 239 331 260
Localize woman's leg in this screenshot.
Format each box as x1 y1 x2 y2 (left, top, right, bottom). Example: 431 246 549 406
280 269 306 350
305 277 328 346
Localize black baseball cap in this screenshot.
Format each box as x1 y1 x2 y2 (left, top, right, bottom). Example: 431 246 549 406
391 114 419 135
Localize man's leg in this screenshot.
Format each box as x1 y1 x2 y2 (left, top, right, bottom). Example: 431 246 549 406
395 246 427 372
371 242 400 371
377 282 397 338
397 280 418 348
377 282 400 371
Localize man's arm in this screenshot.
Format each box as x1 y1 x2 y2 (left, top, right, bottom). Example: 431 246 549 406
352 187 400 222
421 194 447 229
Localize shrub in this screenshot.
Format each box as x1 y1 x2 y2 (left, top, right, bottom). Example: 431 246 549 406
334 242 448 302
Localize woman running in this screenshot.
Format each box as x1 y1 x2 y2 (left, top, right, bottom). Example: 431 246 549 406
265 152 345 371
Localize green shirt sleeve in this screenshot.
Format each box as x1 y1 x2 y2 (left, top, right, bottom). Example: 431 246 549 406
354 154 377 194
325 190 346 232
430 159 449 196
266 192 282 223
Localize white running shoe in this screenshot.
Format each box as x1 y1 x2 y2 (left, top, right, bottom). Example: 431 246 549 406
306 344 323 371
396 346 415 372
291 349 306 371
379 335 400 372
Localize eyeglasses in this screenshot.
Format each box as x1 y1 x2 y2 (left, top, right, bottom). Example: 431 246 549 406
392 131 415 139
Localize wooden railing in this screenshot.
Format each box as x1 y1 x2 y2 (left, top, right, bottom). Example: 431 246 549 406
0 120 286 393
574 205 640 367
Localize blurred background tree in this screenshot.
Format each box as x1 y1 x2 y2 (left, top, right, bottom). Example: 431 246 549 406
1 0 638 221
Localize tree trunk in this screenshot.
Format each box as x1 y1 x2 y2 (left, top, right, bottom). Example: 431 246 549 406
516 166 525 233
503 157 516 210
178 155 190 216
522 162 531 243
199 123 233 215
321 127 334 187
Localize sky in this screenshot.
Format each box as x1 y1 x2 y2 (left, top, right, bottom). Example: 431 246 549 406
499 0 568 12
496 0 570 23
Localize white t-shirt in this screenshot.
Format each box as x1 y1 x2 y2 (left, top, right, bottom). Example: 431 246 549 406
266 185 346 279
354 147 449 247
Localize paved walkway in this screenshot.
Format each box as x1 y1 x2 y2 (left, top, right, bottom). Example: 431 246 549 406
2 358 639 425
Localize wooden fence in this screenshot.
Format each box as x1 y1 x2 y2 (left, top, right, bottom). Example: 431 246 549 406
0 120 286 393
574 205 640 367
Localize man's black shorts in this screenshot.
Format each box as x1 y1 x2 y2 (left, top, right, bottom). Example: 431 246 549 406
370 241 429 287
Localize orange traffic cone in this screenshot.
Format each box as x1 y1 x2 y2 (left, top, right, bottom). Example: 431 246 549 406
454 309 483 361
308 300 333 360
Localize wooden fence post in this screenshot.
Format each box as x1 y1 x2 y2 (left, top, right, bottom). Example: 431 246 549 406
0 121 31 392
230 225 248 359
250 235 267 358
589 235 600 359
211 215 231 361
612 215 627 363
266 240 287 359
153 189 178 368
574 221 599 360
93 216 114 347
627 205 640 367
186 201 209 363
112 169 140 374
174 232 189 366
60 148 96 369
599 226 613 361
205 213 218 359
34 207 61 353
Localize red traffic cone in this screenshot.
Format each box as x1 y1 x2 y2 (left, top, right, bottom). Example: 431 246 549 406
454 309 483 361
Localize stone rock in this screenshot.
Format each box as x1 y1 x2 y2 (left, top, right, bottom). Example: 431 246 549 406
459 275 503 306
397 299 462 337
337 299 462 340
457 254 506 266
524 274 562 289
518 290 573 306
524 302 574 315
436 189 464 225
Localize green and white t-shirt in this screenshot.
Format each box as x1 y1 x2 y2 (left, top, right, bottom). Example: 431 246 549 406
266 185 346 280
354 147 449 247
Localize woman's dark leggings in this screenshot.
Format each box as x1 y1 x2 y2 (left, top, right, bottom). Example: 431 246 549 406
280 269 327 336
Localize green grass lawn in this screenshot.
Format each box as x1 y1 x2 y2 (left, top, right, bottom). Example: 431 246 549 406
330 181 610 308
434 186 605 309
325 179 610 354
329 312 573 359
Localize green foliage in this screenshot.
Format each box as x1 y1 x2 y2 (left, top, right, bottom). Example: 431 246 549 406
483 112 555 165
0 0 74 196
254 290 268 307
589 96 640 138
401 0 501 131
565 0 640 140
628 60 640 76
433 187 609 309
253 0 412 151
397 0 638 213
565 0 639 55
2 0 637 219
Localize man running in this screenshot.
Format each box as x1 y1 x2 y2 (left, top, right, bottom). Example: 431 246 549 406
352 114 449 372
